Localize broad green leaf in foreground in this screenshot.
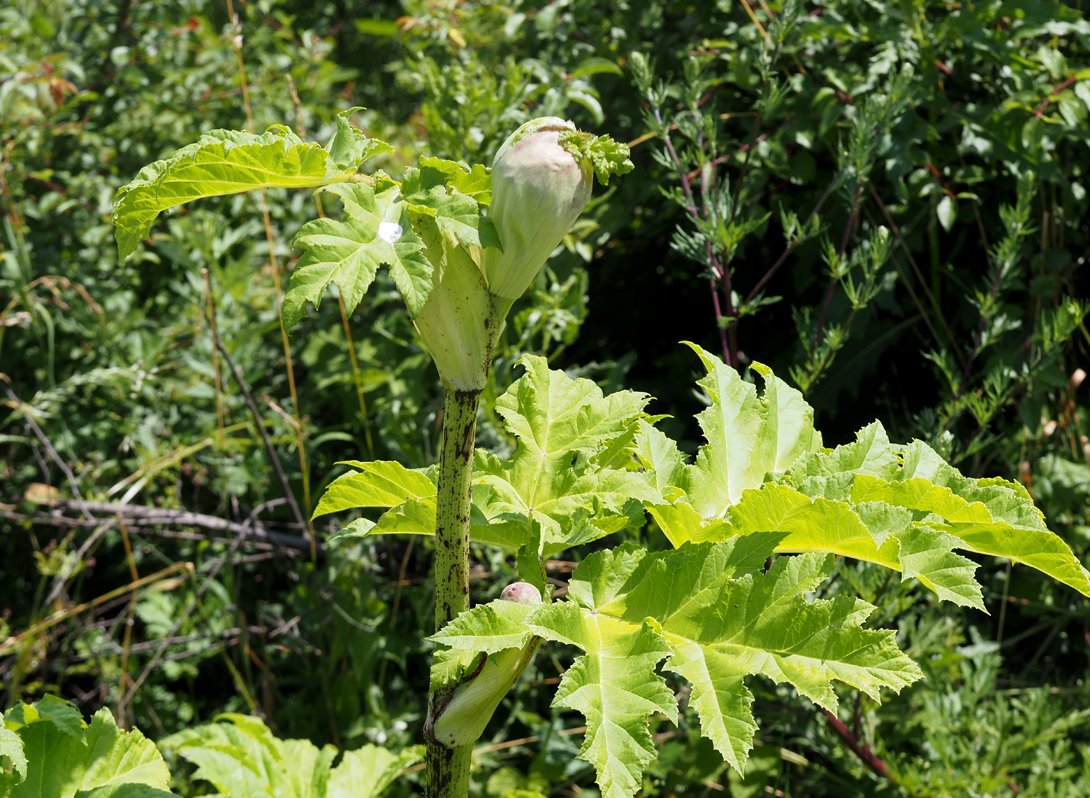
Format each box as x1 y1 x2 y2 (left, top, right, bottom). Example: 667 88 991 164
283 182 433 326
530 602 676 798
4 694 84 738
723 482 985 609
648 347 1090 603
161 715 421 798
494 355 650 462
850 477 1090 597
428 597 540 690
75 787 177 798
320 356 659 552
680 344 823 517
78 712 174 792
327 745 424 798
311 461 520 549
163 714 326 798
0 698 174 798
328 496 522 551
782 424 1090 597
312 460 436 519
113 116 389 260
474 356 658 551
430 596 539 655
524 537 921 794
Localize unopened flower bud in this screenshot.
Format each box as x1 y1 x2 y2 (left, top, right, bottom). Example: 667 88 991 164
500 581 542 604
482 117 593 301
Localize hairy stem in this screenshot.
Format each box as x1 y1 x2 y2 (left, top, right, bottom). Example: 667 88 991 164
426 388 481 798
432 389 479 629
425 739 472 798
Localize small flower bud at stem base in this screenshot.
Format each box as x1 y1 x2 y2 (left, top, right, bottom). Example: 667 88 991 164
500 582 542 604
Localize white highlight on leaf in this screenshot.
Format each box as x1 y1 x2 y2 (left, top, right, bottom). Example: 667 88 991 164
378 221 403 243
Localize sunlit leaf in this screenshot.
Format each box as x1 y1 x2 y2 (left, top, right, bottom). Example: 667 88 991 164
520 539 919 794
113 125 383 259
683 343 823 517
530 601 675 798
312 460 435 519
0 726 25 783
327 745 422 798
1 700 173 798
284 183 433 326
651 348 1090 602
470 356 656 550
162 714 417 798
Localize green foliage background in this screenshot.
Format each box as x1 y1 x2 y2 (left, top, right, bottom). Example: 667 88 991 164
2 0 1089 795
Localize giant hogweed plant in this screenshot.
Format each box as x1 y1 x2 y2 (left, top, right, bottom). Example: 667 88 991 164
4 111 1085 797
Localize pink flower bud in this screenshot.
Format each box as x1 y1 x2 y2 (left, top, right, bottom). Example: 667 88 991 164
483 118 592 300
500 581 542 604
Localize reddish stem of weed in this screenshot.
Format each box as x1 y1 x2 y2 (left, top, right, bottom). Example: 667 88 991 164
821 708 893 781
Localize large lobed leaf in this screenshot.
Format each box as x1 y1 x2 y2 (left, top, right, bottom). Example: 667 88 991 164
0 727 25 785
1 696 174 798
320 356 658 552
430 596 539 655
779 423 1090 598
680 343 823 517
161 714 421 798
319 348 1088 601
493 355 649 461
399 159 499 250
286 156 502 328
531 603 676 798
428 597 541 689
646 348 1090 605
517 536 921 795
327 746 423 798
112 115 504 332
724 481 985 608
473 355 658 552
113 113 389 260
313 460 436 518
314 346 1088 795
284 183 434 325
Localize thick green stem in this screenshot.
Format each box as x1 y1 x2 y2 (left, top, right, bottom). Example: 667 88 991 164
432 388 479 629
425 388 481 798
424 739 472 798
